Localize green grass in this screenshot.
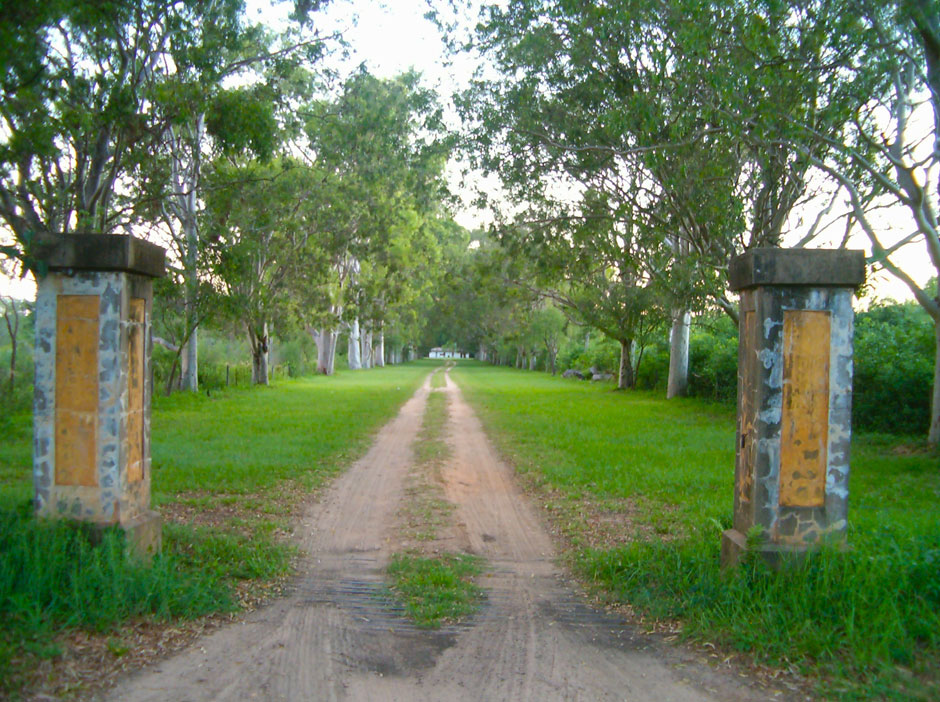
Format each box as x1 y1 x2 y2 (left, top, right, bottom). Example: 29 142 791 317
150 366 427 497
0 364 428 698
452 361 940 701
0 511 233 694
386 553 485 628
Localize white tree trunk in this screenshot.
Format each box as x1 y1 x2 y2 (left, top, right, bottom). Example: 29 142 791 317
375 332 385 367
311 328 336 375
667 310 691 398
169 116 204 393
178 199 199 393
361 329 373 369
181 328 198 392
347 318 361 370
252 349 269 386
326 331 338 375
529 353 537 370
181 251 198 392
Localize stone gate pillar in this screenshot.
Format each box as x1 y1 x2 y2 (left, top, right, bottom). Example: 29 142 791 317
721 248 865 567
33 234 166 557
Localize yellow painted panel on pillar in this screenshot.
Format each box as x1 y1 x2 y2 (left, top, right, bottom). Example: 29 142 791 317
55 295 99 486
780 310 830 508
126 298 145 482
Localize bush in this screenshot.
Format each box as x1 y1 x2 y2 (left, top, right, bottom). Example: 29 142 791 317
556 335 586 373
635 315 738 401
636 340 669 390
634 303 934 436
853 302 934 435
687 317 738 403
558 334 621 375
276 333 316 376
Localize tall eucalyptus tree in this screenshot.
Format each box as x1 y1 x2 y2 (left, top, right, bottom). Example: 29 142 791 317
459 0 867 394
294 70 451 374
784 0 940 443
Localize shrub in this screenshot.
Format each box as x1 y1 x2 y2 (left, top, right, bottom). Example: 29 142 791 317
687 318 738 403
635 305 935 431
558 334 621 375
636 340 669 390
853 302 933 435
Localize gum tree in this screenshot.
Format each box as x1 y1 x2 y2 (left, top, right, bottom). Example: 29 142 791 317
294 70 451 374
787 0 940 444
148 5 332 392
0 0 332 390
0 1 292 264
459 0 867 395
205 157 322 384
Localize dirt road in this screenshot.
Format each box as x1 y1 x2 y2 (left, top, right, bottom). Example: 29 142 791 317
104 369 761 701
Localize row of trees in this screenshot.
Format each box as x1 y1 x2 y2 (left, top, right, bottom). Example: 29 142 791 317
442 0 940 445
156 68 456 387
2 0 937 443
0 0 460 389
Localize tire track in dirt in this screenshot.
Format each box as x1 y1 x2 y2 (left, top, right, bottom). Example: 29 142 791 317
103 370 764 702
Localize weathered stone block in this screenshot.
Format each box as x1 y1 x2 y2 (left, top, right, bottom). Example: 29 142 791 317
34 234 165 560
121 510 163 560
729 247 865 289
723 248 864 568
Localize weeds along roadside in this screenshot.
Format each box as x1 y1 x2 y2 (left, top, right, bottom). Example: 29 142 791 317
386 366 486 629
451 361 940 702
0 364 429 700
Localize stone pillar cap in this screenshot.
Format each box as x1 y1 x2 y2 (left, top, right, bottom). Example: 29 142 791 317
729 247 865 291
40 233 165 278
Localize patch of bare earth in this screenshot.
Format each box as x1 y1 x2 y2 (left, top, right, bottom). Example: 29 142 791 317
93 369 782 701
394 375 469 559
17 615 234 702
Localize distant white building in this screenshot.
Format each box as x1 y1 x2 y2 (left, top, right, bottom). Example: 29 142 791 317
428 347 468 359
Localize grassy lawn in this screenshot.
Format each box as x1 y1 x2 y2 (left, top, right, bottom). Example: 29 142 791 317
452 361 940 701
0 364 428 699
